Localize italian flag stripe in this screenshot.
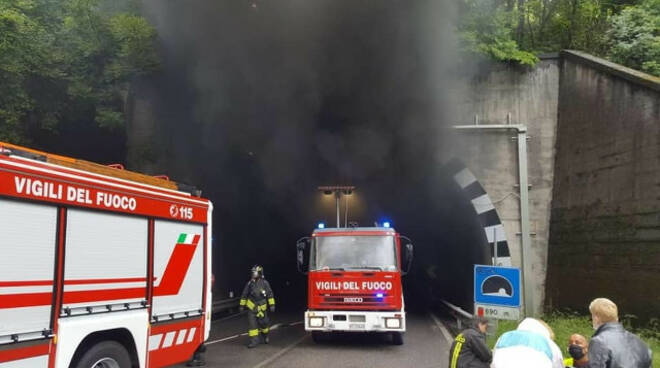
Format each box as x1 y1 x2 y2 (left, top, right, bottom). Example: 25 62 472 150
177 233 201 245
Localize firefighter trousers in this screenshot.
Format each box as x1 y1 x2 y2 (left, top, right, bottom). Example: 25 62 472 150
247 309 270 343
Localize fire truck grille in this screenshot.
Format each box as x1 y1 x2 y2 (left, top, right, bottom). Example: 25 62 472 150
319 293 388 305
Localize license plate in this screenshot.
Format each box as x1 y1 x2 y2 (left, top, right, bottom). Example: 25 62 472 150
349 323 364 330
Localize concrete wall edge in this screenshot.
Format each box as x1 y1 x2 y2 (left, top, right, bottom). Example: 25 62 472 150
561 50 660 92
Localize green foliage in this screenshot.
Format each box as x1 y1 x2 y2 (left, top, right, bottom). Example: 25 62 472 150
0 0 159 144
458 0 660 76
459 0 539 65
606 0 660 76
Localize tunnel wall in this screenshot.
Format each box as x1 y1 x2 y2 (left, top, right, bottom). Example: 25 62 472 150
545 51 660 319
451 57 560 315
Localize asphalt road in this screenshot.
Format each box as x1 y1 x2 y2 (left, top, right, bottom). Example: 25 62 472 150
176 310 452 368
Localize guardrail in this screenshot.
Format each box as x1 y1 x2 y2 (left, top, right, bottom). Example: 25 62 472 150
440 299 473 330
212 297 240 314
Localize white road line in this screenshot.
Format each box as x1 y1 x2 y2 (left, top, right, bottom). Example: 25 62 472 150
205 321 300 345
251 334 308 368
206 333 246 345
429 311 454 344
289 321 304 326
212 311 246 324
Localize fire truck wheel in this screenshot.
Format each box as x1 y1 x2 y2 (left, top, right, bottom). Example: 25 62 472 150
74 340 132 368
391 332 404 345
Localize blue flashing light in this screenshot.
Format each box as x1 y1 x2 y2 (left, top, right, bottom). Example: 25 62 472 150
376 293 384 298
317 222 326 229
382 221 391 228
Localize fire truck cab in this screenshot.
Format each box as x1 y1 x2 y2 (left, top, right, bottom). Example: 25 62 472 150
0 142 213 368
296 226 413 345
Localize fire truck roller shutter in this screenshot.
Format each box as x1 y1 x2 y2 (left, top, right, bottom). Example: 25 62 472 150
0 355 49 367
63 210 148 312
0 199 57 342
152 221 204 320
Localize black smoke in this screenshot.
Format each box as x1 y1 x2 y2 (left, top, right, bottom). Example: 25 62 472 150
132 0 487 310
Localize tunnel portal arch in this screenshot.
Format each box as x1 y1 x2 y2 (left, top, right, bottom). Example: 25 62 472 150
446 159 512 267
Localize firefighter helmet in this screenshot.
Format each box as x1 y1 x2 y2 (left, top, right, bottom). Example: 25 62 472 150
251 265 264 278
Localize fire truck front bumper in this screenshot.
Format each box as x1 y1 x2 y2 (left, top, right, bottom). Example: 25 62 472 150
304 310 406 332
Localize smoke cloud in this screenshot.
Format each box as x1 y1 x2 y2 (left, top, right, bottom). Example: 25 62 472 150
133 0 481 307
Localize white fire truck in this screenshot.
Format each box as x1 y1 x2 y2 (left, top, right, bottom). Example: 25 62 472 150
0 142 213 368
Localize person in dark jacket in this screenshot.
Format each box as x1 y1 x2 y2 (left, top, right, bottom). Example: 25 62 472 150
449 316 492 368
586 298 652 368
240 265 276 348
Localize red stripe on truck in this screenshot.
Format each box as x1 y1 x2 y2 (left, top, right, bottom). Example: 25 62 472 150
154 241 199 296
1 239 198 308
0 277 149 287
0 280 53 287
0 342 49 363
62 288 146 304
0 292 52 308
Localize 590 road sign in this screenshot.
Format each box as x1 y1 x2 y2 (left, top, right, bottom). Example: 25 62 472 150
475 303 521 321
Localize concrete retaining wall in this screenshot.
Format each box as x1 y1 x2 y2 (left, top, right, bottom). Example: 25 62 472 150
545 51 660 319
451 57 560 315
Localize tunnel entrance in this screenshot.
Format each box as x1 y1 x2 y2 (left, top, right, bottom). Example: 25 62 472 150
402 158 512 313
210 158 511 315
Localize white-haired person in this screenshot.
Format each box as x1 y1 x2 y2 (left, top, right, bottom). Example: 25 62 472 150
491 318 564 368
586 298 652 368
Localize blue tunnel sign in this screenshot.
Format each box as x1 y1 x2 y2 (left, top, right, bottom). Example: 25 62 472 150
474 265 521 307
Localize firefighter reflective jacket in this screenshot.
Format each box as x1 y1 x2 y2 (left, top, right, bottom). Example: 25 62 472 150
240 278 275 315
449 327 492 368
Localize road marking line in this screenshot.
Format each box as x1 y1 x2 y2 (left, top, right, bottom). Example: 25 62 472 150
251 334 308 368
289 321 304 326
212 311 246 324
205 321 302 345
429 311 453 344
206 334 243 345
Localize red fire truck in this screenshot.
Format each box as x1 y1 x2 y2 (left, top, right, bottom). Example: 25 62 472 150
0 142 212 368
296 226 413 345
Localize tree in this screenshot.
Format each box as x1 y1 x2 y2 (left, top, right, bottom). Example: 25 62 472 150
606 0 660 76
0 0 159 144
457 0 656 75
458 0 538 66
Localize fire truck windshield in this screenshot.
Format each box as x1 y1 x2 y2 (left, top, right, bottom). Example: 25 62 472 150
311 235 397 271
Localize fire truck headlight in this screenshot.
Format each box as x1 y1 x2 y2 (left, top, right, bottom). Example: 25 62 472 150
385 318 401 329
309 317 324 327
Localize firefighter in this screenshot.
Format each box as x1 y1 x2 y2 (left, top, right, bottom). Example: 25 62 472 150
449 316 492 368
240 265 275 348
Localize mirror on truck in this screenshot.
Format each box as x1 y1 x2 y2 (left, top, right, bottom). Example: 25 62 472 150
296 237 311 274
400 236 414 275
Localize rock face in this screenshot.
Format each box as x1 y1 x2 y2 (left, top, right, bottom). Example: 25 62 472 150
546 51 660 319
